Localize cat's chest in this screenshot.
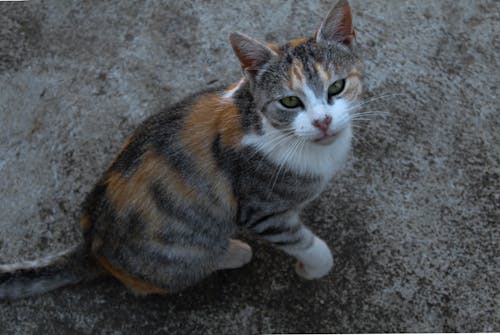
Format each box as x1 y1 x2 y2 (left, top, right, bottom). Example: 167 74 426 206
240 128 352 182
234 155 326 227
237 151 327 203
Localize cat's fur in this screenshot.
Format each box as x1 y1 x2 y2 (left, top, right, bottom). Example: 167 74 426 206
0 0 362 299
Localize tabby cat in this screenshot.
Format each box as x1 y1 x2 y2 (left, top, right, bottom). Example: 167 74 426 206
0 0 362 299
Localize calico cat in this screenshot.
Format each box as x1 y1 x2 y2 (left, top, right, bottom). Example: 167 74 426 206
0 0 362 299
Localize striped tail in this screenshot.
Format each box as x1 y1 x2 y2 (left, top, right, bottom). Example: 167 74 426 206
0 244 97 300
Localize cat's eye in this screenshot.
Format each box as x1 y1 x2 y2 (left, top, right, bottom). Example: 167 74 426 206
328 79 346 98
279 96 303 109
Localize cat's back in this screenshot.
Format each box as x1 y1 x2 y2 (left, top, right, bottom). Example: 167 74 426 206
111 88 223 173
81 88 240 248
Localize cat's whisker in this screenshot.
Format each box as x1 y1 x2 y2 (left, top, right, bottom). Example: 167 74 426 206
362 92 406 102
336 115 353 128
269 137 304 192
351 110 389 117
274 138 299 179
350 117 383 122
251 131 296 165
345 93 405 113
269 141 293 192
256 132 293 152
349 110 390 125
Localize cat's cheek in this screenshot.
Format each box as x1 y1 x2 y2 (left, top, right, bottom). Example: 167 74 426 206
292 112 315 139
294 236 334 280
329 98 351 128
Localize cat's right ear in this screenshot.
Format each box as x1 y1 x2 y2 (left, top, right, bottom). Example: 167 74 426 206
316 0 355 48
229 32 277 80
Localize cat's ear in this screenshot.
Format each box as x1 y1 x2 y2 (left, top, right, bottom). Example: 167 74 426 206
229 32 277 79
316 0 355 48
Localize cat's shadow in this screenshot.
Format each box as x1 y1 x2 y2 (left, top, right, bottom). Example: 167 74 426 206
35 182 372 315
52 189 373 313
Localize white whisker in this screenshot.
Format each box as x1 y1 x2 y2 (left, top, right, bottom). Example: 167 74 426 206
345 93 405 113
269 137 301 192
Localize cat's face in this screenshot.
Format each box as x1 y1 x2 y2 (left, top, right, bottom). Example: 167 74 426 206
254 39 362 145
230 0 361 146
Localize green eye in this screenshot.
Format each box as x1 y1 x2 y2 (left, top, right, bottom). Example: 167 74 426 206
279 96 302 108
328 79 346 97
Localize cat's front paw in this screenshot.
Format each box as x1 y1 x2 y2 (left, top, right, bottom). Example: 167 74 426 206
294 237 333 279
294 259 332 279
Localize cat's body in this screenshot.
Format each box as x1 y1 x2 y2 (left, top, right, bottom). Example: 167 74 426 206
0 0 363 299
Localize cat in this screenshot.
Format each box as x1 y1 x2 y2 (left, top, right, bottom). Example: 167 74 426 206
0 0 362 299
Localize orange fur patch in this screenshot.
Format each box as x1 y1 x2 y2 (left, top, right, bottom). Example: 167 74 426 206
96 255 166 295
80 213 92 232
267 43 280 53
225 81 240 93
105 150 198 213
348 69 363 79
313 62 331 82
182 93 243 151
218 103 244 148
288 37 308 48
343 72 363 100
289 59 305 89
180 93 241 208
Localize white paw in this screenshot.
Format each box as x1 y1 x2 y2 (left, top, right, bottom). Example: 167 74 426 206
294 237 333 280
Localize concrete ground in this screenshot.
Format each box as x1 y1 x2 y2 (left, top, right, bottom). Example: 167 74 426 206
0 0 498 333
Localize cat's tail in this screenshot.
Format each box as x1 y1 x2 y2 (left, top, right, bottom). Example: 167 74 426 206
0 243 99 300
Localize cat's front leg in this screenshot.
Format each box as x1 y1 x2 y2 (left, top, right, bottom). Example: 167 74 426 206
250 212 333 279
288 234 333 279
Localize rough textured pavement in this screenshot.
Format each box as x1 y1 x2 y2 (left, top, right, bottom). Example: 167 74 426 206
0 0 498 333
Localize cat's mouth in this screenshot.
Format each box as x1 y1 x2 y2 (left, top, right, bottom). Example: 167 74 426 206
313 131 341 145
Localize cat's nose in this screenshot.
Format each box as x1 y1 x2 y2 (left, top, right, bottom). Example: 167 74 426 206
312 115 332 132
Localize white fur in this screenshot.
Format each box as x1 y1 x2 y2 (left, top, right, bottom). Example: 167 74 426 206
293 97 351 140
0 246 78 272
222 78 244 100
292 236 333 279
241 117 352 181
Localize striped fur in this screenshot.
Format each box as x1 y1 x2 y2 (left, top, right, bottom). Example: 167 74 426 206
0 246 79 272
0 0 362 299
0 246 98 299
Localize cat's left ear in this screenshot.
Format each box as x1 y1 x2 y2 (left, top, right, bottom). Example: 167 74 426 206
229 32 277 79
316 0 356 48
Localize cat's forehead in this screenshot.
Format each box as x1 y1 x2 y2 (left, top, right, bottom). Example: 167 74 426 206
258 38 358 94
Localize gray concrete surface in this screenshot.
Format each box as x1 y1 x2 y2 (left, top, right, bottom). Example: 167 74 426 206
0 0 498 333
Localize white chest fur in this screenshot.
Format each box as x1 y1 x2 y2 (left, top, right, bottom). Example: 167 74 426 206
241 122 352 182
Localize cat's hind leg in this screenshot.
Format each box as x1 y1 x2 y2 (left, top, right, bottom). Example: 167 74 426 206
216 239 252 270
95 254 167 295
95 238 250 295
93 235 219 295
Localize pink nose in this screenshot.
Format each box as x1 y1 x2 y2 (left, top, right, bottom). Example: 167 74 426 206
312 115 332 132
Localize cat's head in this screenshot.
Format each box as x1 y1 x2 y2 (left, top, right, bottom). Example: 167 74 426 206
230 0 362 146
